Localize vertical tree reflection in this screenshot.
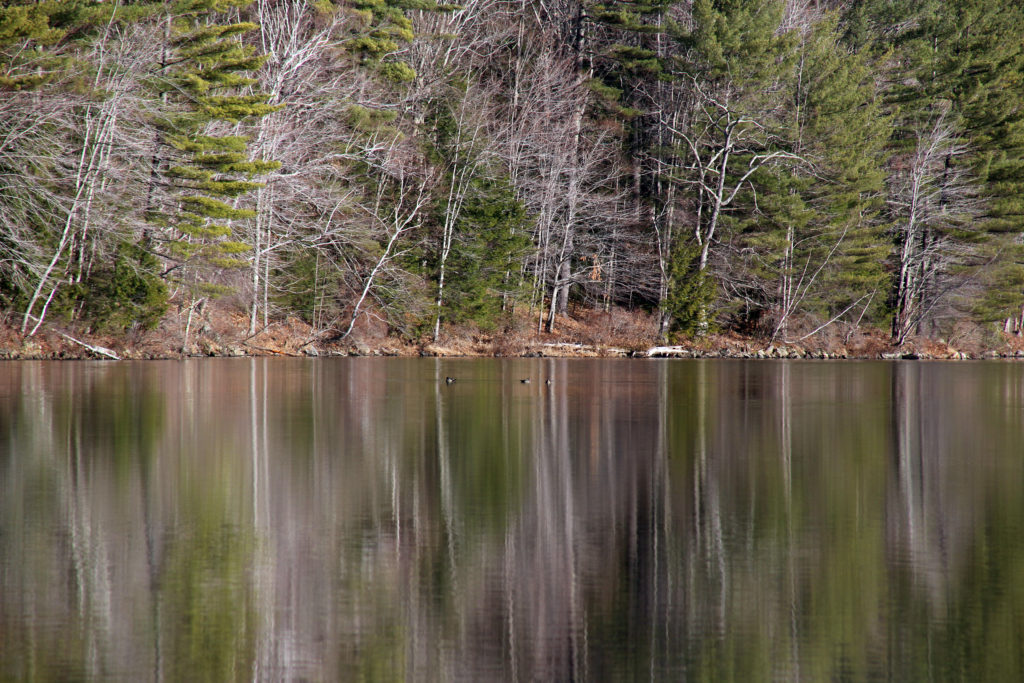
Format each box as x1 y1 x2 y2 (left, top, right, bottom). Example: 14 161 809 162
5 360 1024 680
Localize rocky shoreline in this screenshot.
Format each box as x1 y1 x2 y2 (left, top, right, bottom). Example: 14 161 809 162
2 336 1021 361
644 345 1020 361
1 308 1021 361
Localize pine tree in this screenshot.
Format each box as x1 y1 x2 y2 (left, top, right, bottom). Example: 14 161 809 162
421 84 491 341
589 0 681 335
842 0 1024 341
0 1 65 90
732 14 889 341
938 1 1024 331
148 0 280 339
440 178 532 330
660 0 797 334
83 241 169 332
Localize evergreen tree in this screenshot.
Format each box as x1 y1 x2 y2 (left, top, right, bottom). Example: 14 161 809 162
661 0 797 333
589 0 682 334
937 1 1024 331
440 178 532 329
732 15 889 340
148 1 280 324
842 0 1024 341
665 240 715 338
421 84 491 340
0 1 65 90
83 241 169 332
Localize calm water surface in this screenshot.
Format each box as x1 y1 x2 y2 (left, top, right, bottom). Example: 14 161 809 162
2 358 1024 681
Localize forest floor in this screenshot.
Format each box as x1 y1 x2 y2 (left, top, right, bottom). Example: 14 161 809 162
2 301 1024 361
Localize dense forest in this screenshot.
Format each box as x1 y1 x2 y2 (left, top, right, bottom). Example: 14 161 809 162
2 0 1024 350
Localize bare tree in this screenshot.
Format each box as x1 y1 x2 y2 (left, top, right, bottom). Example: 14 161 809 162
487 50 624 333
247 0 357 335
7 10 157 335
663 73 804 332
428 85 497 341
339 149 433 340
888 107 979 346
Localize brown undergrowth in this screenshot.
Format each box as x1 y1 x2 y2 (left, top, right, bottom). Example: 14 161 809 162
0 300 1021 360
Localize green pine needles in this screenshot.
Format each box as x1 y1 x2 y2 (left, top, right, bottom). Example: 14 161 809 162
150 1 281 298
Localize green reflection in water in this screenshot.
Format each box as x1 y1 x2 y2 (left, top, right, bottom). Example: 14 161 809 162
0 363 170 681
2 359 1024 680
159 473 257 682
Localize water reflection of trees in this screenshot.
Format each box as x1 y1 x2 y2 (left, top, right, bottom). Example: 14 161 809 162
3 360 1024 680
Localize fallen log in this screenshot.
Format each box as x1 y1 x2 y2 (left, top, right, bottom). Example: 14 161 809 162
59 332 120 360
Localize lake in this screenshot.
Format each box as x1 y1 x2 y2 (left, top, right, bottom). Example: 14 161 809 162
2 358 1023 681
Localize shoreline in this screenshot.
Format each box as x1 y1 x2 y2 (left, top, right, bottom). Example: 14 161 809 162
3 307 1021 362
2 337 1020 362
